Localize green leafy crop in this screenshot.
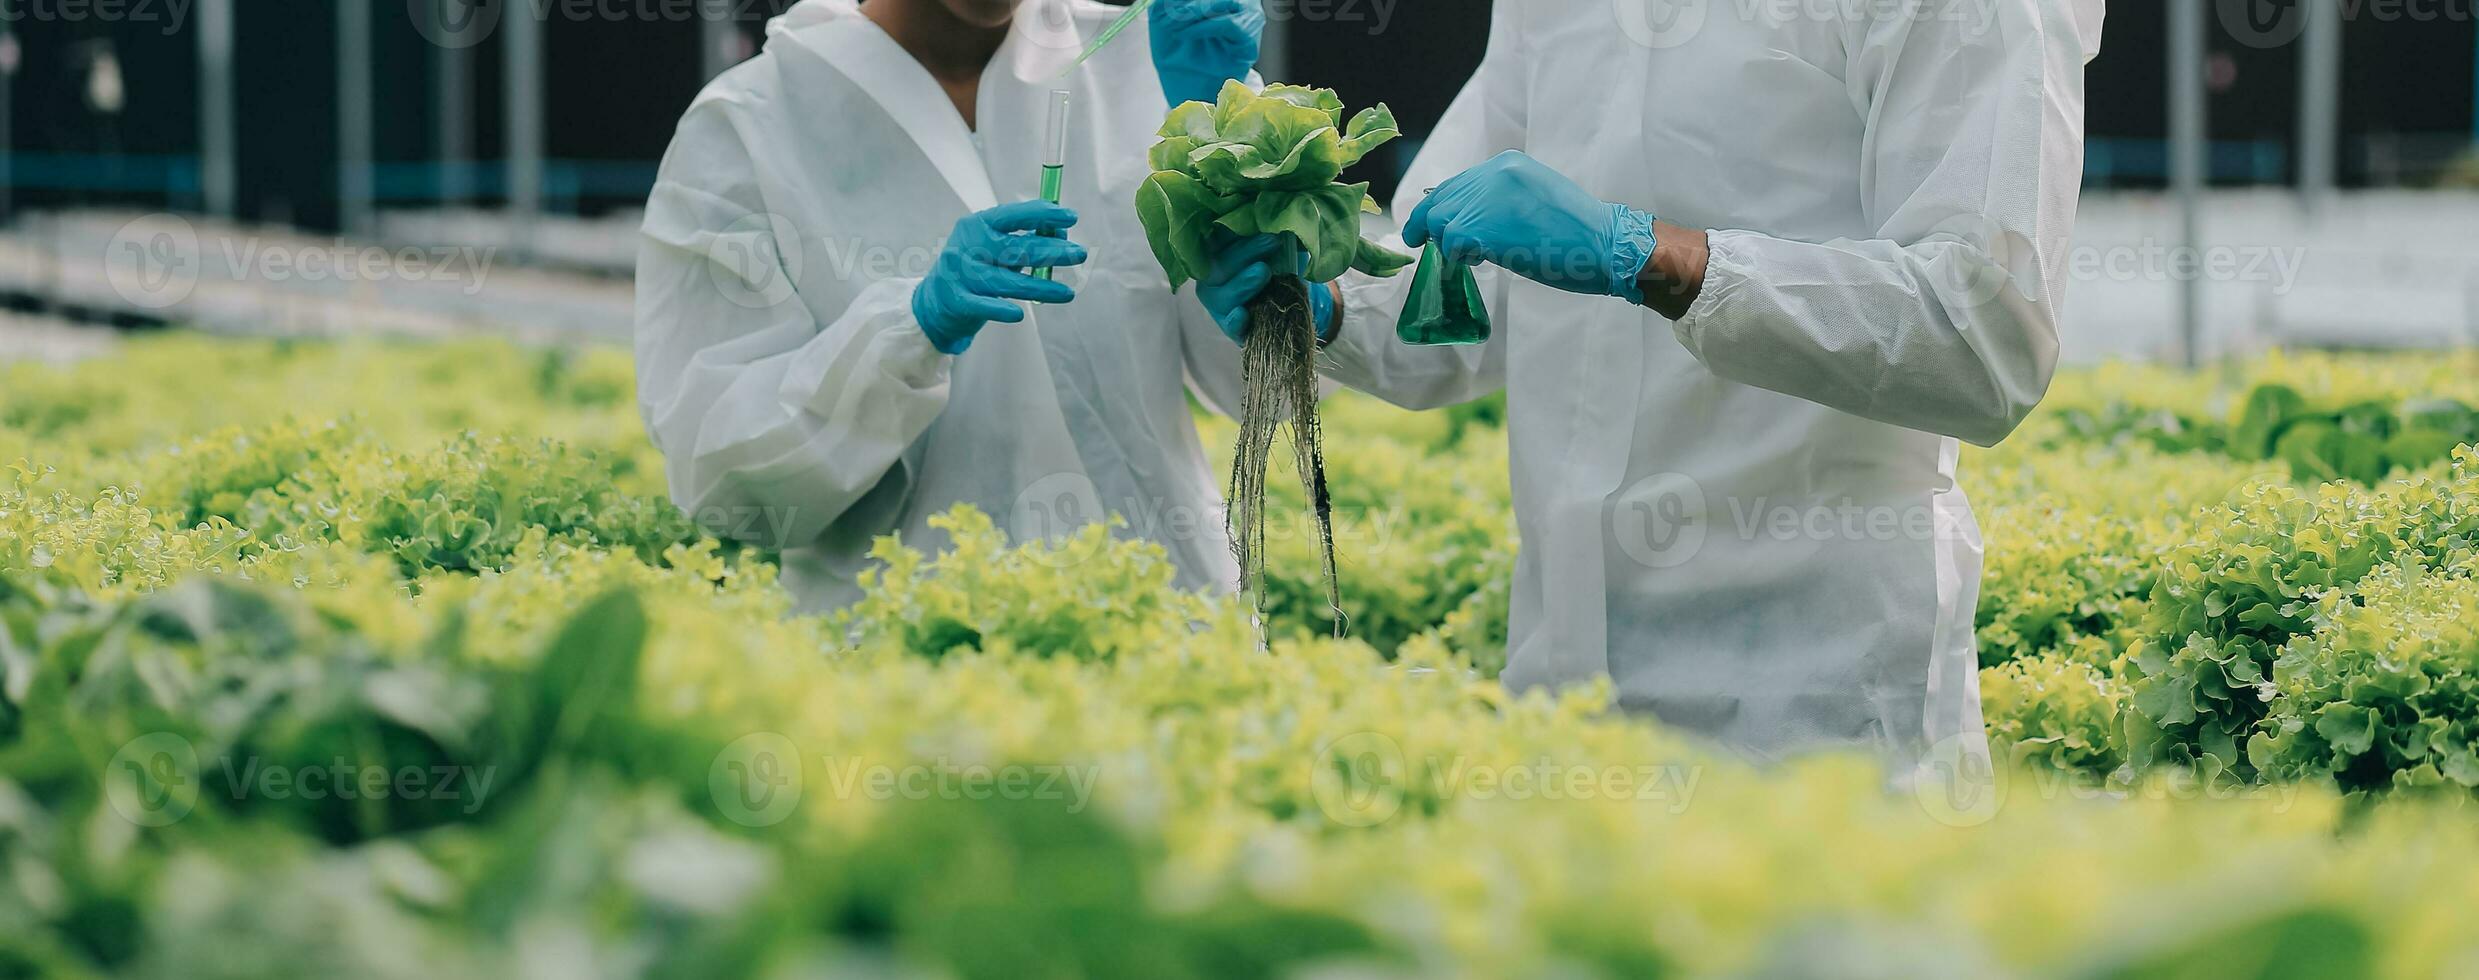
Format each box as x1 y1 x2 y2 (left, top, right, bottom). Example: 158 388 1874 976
15 337 2479 977
1135 80 1414 288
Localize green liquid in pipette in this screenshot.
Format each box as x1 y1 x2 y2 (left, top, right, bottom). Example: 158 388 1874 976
1058 0 1154 79
1033 164 1066 282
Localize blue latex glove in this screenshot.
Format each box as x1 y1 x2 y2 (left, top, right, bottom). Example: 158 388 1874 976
1404 150 1658 304
1196 233 1336 346
913 202 1087 355
1150 0 1264 108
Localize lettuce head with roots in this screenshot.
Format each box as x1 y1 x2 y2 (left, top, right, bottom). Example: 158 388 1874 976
1136 80 1415 286
1134 81 1414 631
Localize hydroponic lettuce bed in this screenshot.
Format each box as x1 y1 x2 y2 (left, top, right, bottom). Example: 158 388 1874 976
3 336 2478 978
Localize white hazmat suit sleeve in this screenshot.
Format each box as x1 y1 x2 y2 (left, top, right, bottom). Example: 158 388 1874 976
1318 236 1511 412
635 98 950 548
1669 1 2084 448
1310 2 1524 412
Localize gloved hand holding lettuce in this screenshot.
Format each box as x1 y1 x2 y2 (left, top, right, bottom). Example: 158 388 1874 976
1195 232 1336 344
1133 80 1410 629
1136 80 1411 290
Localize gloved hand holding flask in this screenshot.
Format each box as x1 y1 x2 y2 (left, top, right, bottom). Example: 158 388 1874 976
1402 151 1661 305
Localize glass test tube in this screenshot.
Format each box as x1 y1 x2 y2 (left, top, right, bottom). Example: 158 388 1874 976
1033 89 1073 283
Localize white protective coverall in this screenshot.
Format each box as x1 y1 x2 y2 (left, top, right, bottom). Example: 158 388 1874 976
636 0 1247 612
1322 1 2105 770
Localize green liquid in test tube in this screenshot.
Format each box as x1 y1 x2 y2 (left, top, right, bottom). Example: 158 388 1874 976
1033 89 1072 285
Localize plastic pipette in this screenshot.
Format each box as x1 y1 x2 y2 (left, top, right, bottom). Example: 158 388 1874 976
1055 0 1154 80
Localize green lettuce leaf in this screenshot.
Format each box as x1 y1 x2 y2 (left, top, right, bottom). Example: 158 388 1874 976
1159 100 1220 141
1192 128 1346 195
1136 170 1238 288
1151 136 1210 175
1351 236 1415 279
1135 83 1409 288
1259 84 1346 127
1339 105 1400 168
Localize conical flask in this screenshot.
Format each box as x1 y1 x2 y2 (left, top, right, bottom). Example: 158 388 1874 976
1394 241 1492 346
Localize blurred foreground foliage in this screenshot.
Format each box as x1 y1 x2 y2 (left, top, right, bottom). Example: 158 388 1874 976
1 336 2477 977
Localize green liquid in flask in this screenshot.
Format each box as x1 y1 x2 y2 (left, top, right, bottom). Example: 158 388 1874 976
1395 241 1492 346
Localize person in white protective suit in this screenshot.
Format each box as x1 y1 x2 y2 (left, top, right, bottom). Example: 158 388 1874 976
635 0 1270 612
1199 1 2107 774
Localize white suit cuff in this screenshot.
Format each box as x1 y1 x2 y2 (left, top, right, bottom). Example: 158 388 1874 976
1671 229 1745 351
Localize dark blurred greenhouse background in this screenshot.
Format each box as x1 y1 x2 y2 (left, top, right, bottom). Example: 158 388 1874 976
3 0 2477 363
